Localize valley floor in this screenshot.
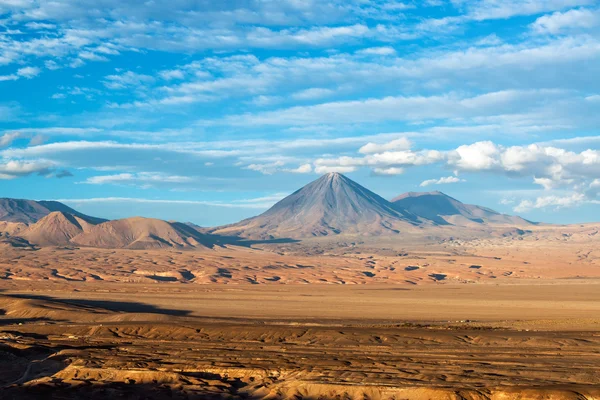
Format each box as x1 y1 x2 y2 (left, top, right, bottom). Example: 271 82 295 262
1 281 600 399
1 232 600 399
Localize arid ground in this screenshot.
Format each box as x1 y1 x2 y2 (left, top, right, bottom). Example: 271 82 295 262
1 233 600 399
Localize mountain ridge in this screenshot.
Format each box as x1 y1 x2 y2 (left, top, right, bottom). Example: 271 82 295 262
0 198 106 224
1 173 534 246
391 191 533 227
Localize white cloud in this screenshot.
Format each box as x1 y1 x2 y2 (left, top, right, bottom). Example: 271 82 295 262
531 8 599 34
78 51 109 62
285 163 312 173
159 69 185 80
244 161 285 175
359 137 412 154
16 66 41 78
0 74 18 81
533 177 560 190
420 175 464 187
103 71 155 90
0 132 23 147
315 137 600 211
465 0 595 22
356 46 396 56
291 88 335 100
0 159 55 179
450 141 500 171
210 89 584 127
373 167 404 175
514 193 587 212
82 172 193 186
314 165 356 174
54 196 282 209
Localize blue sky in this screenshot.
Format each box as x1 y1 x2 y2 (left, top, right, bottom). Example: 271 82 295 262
1 0 599 226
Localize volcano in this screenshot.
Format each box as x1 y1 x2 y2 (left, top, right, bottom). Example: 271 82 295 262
211 172 427 239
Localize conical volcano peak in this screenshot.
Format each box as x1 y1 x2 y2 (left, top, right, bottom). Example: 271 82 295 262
318 172 346 185
325 171 343 179
211 172 422 239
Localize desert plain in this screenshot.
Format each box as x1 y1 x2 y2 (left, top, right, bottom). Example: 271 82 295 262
1 226 600 400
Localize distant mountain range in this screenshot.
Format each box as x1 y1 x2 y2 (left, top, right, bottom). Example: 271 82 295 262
0 173 533 249
210 173 533 239
0 198 106 224
391 191 532 227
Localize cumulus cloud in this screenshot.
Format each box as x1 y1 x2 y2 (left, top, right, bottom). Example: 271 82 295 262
514 193 587 212
0 160 55 179
420 176 464 187
17 66 41 79
314 165 357 174
449 141 500 171
316 138 600 212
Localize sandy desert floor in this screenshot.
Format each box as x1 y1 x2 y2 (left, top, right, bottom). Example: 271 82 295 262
1 281 600 399
1 228 599 285
1 233 600 399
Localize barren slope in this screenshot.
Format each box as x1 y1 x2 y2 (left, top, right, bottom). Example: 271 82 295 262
71 217 213 249
21 212 94 246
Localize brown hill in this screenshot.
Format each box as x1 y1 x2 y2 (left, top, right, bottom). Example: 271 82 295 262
0 198 106 224
22 211 95 246
0 220 27 236
211 172 427 239
391 191 533 227
71 217 214 250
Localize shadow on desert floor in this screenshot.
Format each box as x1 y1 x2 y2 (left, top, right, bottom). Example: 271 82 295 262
4 294 192 317
2 382 284 400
